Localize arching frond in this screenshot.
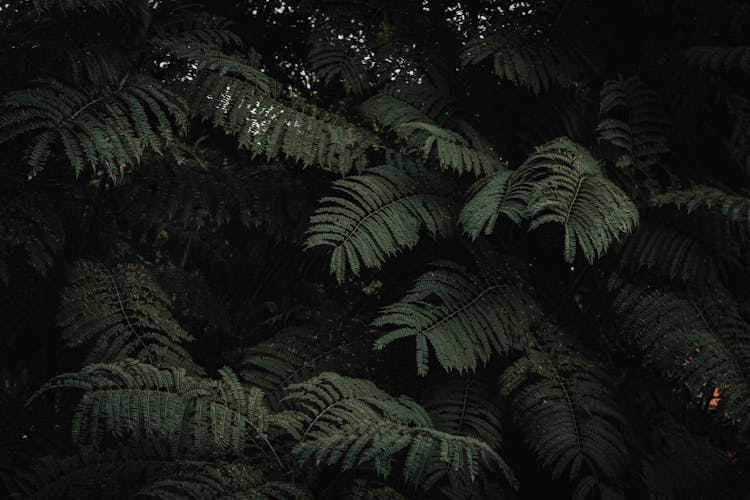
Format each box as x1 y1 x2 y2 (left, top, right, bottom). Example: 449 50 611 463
279 373 516 488
56 260 201 373
499 329 627 499
619 221 725 285
459 168 534 238
650 185 750 233
613 285 750 432
597 76 670 172
398 122 503 176
308 42 370 95
523 138 639 262
189 73 373 173
373 261 535 375
0 77 187 179
32 360 275 456
303 163 455 282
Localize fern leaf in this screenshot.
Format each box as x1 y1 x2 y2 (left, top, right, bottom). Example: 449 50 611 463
373 261 534 375
500 329 627 498
650 185 750 233
398 122 503 176
279 373 516 488
303 163 455 282
56 260 201 373
0 77 186 178
613 285 750 432
308 42 371 95
523 138 639 262
597 76 670 172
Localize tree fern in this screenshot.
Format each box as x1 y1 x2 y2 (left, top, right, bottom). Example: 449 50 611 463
650 185 750 233
278 372 516 488
613 285 750 431
373 261 535 375
0 76 187 179
304 163 455 282
56 259 201 372
596 76 670 173
499 329 627 499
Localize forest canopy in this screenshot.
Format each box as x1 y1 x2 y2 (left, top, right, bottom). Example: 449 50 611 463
1 0 750 498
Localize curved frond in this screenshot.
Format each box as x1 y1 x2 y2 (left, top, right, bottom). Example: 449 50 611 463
279 373 516 488
613 285 750 432
0 77 186 179
500 329 627 498
459 168 533 238
303 163 455 282
308 42 370 95
56 260 201 373
597 76 670 172
373 261 535 375
650 185 750 233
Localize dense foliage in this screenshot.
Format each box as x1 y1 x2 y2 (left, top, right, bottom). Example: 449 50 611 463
1 0 750 498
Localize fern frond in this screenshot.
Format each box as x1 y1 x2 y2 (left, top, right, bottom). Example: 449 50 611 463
619 221 725 285
279 373 516 488
32 360 275 456
650 185 750 233
0 77 187 179
684 46 750 75
56 260 201 372
459 168 534 238
523 138 639 262
189 73 372 173
500 329 627 498
613 285 750 432
303 163 455 282
308 42 370 95
597 76 670 172
373 261 534 375
398 121 503 176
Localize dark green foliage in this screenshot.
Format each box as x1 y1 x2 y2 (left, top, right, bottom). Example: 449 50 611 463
2 0 750 498
304 163 455 282
56 260 201 372
500 329 627 499
373 261 535 375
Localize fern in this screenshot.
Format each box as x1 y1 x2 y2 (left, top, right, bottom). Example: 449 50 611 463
650 185 750 232
613 285 750 431
32 360 278 458
619 221 726 285
189 73 373 174
308 41 371 95
461 138 639 262
56 259 201 373
304 163 455 282
373 261 534 375
596 76 670 172
0 76 187 179
398 122 503 176
499 329 627 499
278 372 516 488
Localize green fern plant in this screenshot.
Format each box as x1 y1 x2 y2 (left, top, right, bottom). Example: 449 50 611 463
308 41 371 95
278 372 516 488
613 285 750 432
499 328 627 499
461 138 639 263
56 260 201 373
0 76 187 179
304 163 455 282
596 76 670 173
373 261 535 375
650 185 750 233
